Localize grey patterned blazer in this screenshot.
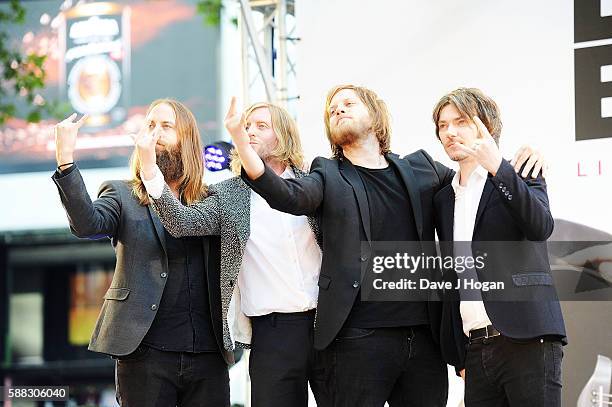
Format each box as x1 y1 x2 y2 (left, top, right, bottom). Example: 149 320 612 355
151 168 321 351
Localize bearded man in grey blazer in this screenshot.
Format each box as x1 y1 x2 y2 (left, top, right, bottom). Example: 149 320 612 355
52 99 231 406
138 100 328 407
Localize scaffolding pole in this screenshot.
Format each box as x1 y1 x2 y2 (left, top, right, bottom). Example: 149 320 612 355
237 0 297 107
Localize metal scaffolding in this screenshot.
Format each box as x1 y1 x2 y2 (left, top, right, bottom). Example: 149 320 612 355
237 0 298 107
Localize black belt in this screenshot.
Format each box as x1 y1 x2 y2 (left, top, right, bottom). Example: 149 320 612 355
251 310 316 326
469 325 501 342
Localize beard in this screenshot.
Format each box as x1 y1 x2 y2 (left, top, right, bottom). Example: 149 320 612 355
254 144 274 163
156 146 183 183
329 118 370 150
449 152 469 162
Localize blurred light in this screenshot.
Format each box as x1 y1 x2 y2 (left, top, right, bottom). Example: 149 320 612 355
33 95 45 106
40 13 51 25
51 15 62 30
60 0 73 11
204 141 233 172
22 32 34 44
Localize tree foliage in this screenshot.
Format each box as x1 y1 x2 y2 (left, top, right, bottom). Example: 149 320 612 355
0 0 67 125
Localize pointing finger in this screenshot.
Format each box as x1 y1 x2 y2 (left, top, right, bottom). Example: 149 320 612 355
473 116 493 141
225 97 237 120
151 129 162 145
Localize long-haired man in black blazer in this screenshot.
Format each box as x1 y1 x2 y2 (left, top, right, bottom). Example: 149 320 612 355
432 88 566 407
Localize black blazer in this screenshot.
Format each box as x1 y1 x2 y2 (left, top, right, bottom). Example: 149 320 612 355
433 159 566 370
243 150 454 350
52 166 233 364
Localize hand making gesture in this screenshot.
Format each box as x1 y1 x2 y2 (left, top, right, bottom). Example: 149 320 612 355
54 113 89 167
454 116 503 176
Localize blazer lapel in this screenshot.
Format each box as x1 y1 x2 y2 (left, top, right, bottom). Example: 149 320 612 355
339 158 372 243
473 178 495 238
147 205 168 254
434 184 459 292
435 184 455 242
387 154 424 240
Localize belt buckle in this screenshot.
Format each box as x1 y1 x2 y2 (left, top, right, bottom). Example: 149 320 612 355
485 325 500 340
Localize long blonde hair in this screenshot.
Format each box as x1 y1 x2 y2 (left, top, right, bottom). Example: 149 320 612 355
230 102 304 174
323 84 392 159
130 99 207 205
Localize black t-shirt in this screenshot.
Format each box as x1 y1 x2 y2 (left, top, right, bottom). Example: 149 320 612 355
344 164 429 328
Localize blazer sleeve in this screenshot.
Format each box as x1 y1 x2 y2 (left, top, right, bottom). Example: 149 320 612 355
419 149 455 190
489 158 554 240
150 184 221 238
241 157 325 216
52 165 121 239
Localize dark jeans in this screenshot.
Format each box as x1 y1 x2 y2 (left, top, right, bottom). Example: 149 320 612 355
323 325 448 407
464 335 563 407
249 310 331 407
115 345 229 407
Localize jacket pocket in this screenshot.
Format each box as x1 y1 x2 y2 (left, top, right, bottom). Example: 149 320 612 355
103 287 130 300
318 274 331 290
511 272 553 287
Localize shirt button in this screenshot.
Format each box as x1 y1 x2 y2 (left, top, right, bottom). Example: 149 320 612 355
151 304 158 311
353 281 360 288
501 186 507 192
360 255 368 262
160 272 167 278
508 194 513 200
504 190 509 196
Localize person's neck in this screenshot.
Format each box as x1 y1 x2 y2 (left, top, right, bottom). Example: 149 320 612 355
264 158 287 176
342 133 387 168
458 158 479 186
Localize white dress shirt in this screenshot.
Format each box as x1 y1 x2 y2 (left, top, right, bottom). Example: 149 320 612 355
144 166 321 317
452 165 494 337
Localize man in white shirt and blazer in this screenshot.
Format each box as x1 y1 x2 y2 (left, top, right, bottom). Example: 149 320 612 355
432 88 566 407
137 101 328 407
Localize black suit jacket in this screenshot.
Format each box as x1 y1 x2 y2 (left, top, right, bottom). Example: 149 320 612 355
52 166 233 364
433 159 566 370
243 150 454 350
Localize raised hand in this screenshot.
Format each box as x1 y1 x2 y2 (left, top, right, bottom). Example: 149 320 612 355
511 145 548 179
224 97 249 148
54 113 88 166
454 116 503 175
223 97 265 179
133 123 160 181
